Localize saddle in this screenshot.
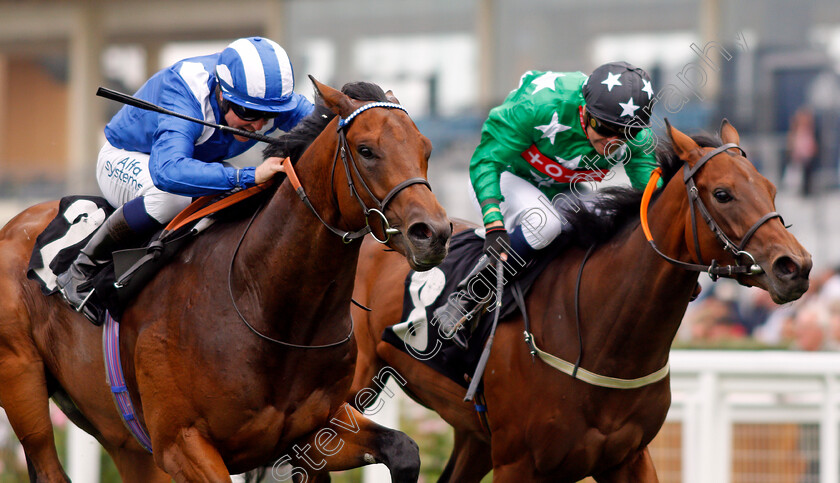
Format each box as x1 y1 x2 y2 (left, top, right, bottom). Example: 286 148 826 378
382 229 565 389
26 185 272 324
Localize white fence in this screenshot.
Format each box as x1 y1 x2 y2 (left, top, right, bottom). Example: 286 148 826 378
657 350 840 483
40 350 840 482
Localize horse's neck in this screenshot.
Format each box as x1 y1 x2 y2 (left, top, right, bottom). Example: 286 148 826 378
233 139 363 337
554 179 699 375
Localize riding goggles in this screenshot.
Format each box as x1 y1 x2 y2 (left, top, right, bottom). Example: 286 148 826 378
227 102 278 122
586 113 641 140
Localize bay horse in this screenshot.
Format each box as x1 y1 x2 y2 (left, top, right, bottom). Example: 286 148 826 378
349 120 812 482
0 79 451 482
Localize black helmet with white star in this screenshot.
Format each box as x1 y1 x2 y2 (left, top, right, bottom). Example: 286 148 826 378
582 61 654 129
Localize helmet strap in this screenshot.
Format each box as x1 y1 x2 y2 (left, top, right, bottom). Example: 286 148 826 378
215 84 231 118
578 106 591 140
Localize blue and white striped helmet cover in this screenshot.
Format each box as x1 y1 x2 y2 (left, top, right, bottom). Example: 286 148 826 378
215 37 298 112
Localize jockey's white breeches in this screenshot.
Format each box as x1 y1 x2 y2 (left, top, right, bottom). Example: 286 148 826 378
96 142 192 224
470 172 593 250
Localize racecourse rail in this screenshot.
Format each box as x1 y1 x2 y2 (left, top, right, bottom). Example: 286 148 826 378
654 350 840 483
52 350 840 482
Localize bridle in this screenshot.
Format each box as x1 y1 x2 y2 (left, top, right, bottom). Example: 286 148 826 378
284 101 431 245
640 142 783 280
232 100 431 349
518 142 785 389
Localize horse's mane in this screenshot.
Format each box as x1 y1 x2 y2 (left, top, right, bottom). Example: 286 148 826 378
564 134 723 248
262 81 390 161
211 82 391 224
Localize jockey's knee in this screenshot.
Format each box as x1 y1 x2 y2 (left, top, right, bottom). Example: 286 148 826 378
142 192 191 225
518 208 563 251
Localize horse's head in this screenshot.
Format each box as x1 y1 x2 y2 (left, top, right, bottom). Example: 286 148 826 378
666 120 811 303
311 77 451 270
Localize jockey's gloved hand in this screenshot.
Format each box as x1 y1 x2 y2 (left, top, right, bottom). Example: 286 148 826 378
483 226 512 260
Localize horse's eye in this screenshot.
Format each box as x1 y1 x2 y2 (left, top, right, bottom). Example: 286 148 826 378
358 146 374 159
713 189 733 203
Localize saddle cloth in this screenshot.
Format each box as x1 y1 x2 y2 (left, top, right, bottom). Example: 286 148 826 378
26 196 206 323
25 182 276 323
382 229 559 389
27 196 115 297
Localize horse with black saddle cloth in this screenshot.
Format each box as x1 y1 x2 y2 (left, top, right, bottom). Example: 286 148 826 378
0 78 451 482
349 120 812 482
27 185 268 325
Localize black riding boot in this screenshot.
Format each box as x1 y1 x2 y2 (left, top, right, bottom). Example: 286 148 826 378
433 255 511 350
56 206 135 322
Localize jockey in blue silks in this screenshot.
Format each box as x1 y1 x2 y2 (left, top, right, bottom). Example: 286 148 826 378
58 36 314 322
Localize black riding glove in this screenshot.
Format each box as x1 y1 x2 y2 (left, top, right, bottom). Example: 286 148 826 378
483 227 511 259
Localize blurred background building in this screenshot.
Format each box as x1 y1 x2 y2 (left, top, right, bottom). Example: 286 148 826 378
3 1 840 480
2 1 840 232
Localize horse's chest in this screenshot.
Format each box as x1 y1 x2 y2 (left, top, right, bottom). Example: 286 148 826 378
223 392 339 468
528 392 669 475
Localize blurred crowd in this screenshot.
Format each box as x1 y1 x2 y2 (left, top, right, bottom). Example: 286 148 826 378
677 266 840 351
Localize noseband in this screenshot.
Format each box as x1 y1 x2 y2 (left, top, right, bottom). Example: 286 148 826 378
521 142 783 390
285 101 431 245
231 101 431 349
641 143 783 279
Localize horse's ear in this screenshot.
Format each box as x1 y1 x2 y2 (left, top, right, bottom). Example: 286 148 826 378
665 118 703 165
719 118 741 146
309 75 355 117
385 90 401 104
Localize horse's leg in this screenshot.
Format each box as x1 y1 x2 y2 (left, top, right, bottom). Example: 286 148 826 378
491 458 556 483
348 329 386 406
156 426 232 483
437 429 492 483
348 272 390 406
592 447 660 483
107 446 171 483
0 336 69 482
293 405 419 483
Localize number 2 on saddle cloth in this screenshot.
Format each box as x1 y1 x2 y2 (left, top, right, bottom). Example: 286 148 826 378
27 182 273 323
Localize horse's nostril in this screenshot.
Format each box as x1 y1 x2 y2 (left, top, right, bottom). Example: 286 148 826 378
407 223 433 242
772 256 799 279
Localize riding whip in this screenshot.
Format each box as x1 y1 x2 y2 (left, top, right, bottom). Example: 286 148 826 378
96 87 282 146
464 256 506 402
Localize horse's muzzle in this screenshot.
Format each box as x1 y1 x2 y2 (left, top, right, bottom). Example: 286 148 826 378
402 219 452 271
766 252 812 303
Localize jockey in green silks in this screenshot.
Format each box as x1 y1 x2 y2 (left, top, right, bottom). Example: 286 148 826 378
436 61 659 349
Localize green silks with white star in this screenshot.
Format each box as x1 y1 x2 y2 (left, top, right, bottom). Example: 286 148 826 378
470 70 657 225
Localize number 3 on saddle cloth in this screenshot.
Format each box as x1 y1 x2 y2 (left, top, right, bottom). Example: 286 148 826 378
381 229 564 389
26 191 263 324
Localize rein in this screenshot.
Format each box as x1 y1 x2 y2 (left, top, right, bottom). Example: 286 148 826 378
228 101 427 349
283 102 431 244
641 143 782 279
228 203 354 349
518 142 781 390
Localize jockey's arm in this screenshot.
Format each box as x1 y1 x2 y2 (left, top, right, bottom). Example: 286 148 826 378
623 129 659 191
149 125 256 196
149 79 258 196
470 101 535 228
255 157 286 184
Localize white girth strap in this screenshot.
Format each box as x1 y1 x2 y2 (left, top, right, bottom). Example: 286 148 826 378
524 331 670 389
